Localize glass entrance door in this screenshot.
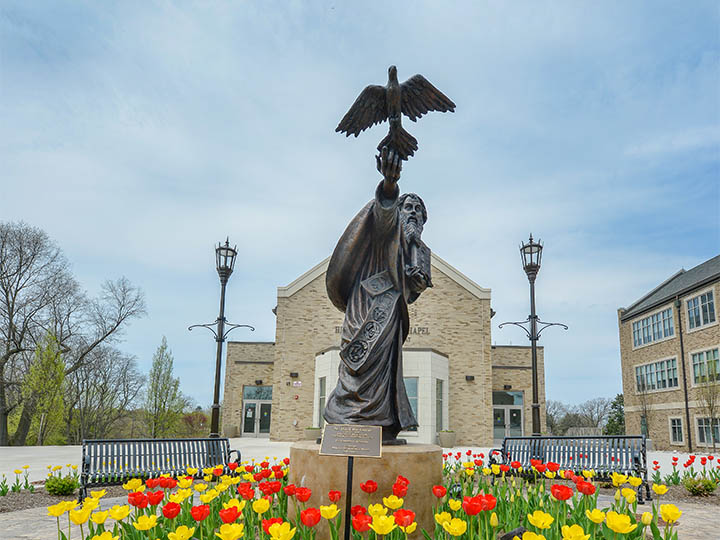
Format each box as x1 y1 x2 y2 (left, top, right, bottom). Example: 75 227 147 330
259 403 272 435
492 406 523 442
242 403 257 435
241 385 273 438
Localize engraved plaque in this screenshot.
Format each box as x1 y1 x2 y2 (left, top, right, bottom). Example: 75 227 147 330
319 424 382 458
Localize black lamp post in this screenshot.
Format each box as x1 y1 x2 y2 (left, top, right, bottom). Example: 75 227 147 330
189 238 255 438
499 234 567 437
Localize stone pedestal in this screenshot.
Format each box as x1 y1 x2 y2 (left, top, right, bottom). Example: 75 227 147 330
290 441 442 538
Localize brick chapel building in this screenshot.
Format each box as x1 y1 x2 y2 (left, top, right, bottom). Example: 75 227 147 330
222 253 546 446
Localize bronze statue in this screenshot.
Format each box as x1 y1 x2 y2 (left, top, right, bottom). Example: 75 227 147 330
324 147 433 444
335 65 456 161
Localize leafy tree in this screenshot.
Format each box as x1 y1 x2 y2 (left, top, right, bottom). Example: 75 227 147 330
604 393 625 436
24 334 65 445
144 337 188 438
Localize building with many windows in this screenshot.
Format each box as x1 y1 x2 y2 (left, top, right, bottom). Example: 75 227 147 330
618 254 720 451
222 254 546 445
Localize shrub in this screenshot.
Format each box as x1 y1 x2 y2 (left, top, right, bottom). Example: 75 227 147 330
683 477 717 497
45 475 79 496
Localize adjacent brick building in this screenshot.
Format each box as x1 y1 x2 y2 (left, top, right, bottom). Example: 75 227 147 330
223 254 546 446
618 254 720 451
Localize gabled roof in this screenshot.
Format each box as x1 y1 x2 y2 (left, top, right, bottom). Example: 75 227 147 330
277 253 491 300
620 254 720 321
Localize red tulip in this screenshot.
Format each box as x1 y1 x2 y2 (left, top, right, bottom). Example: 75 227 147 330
162 477 178 489
262 517 283 534
162 502 181 519
275 470 285 480
245 465 254 473
301 508 321 527
284 484 297 496
360 480 377 494
295 487 312 502
238 486 255 500
261 469 272 479
462 496 483 515
128 492 148 509
351 505 366 517
510 461 521 469
283 458 291 465
272 465 283 473
352 514 372 532
396 475 410 486
260 461 270 469
228 462 238 471
535 464 546 473
547 462 559 472
328 490 341 503
551 484 573 501
432 485 447 498
392 482 408 497
220 507 241 524
145 478 160 489
191 505 210 522
480 494 497 511
394 509 415 527
499 464 510 473
146 490 164 506
213 467 224 476
576 481 596 496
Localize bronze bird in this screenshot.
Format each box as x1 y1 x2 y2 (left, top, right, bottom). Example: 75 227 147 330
336 65 456 161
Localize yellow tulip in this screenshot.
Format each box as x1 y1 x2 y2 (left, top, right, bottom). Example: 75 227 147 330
224 499 246 511
401 522 417 534
434 511 451 525
491 464 500 475
204 475 212 482
194 483 208 492
442 518 468 537
641 512 652 526
90 533 119 540
186 467 199 475
370 515 398 536
660 504 682 524
90 489 107 499
62 501 79 513
169 525 196 540
462 461 473 468
320 504 340 520
108 505 131 521
527 510 554 530
521 533 546 540
614 489 621 502
582 469 594 479
621 488 636 504
200 490 218 504
490 512 499 528
69 507 91 525
252 498 270 514
83 498 99 511
605 511 637 534
383 495 403 509
133 515 158 531
628 476 642 487
482 467 492 476
560 524 589 540
544 470 556 479
464 468 475 476
268 522 296 540
652 484 668 496
203 467 214 475
585 509 605 524
22 465 29 469
215 523 245 540
177 477 193 489
90 510 109 524
611 472 628 487
448 499 461 511
369 503 388 518
47 503 67 517
122 478 143 491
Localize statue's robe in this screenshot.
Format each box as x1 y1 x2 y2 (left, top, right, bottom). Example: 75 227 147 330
324 182 432 440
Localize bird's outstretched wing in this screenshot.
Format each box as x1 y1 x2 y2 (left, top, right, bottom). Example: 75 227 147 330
400 74 456 122
336 85 388 137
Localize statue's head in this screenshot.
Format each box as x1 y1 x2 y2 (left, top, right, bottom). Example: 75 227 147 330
399 193 427 245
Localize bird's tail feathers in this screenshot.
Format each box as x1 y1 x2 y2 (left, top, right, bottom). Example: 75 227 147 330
377 125 418 161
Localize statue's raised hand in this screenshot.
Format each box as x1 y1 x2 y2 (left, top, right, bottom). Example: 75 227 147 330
376 146 402 196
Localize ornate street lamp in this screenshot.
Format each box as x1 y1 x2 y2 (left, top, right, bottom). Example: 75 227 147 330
189 238 255 438
499 234 567 437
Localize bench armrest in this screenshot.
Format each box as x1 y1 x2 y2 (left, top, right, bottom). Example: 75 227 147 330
488 448 504 465
228 449 241 464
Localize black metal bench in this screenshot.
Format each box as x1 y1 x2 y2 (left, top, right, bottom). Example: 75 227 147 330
80 438 240 500
489 435 650 503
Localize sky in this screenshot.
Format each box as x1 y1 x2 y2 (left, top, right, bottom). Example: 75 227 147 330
1 1 718 407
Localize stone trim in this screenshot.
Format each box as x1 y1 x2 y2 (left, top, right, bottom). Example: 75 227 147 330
625 400 702 412
234 360 274 365
492 365 531 370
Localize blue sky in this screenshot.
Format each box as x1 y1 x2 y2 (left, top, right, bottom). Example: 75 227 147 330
1 1 718 407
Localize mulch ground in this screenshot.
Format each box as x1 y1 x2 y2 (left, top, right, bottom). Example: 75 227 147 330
0 484 127 513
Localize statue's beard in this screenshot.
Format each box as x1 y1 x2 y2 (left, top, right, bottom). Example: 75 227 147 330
402 219 423 246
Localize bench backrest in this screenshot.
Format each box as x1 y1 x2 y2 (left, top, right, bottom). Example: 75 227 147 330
501 436 647 475
82 438 231 482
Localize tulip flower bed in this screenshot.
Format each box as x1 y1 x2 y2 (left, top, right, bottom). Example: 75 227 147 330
40 452 693 540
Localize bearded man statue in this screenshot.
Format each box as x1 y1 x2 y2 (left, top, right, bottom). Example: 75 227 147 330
324 147 432 445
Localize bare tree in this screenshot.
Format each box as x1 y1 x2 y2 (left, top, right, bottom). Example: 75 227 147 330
697 355 720 451
0 222 74 445
576 397 612 429
545 400 568 435
64 345 145 442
